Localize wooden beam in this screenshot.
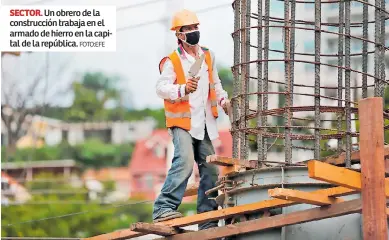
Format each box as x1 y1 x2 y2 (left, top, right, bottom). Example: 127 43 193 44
159 186 357 228
155 199 363 240
268 188 343 206
206 155 237 166
183 183 198 197
206 155 256 168
220 164 244 176
306 145 389 166
212 148 389 172
307 160 389 197
358 97 388 240
82 229 144 240
83 186 356 240
206 155 256 176
130 222 189 236
207 155 304 169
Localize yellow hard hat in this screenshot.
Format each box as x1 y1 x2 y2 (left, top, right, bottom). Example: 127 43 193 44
170 9 200 31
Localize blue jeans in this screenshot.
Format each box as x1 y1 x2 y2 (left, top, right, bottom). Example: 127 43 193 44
152 127 220 230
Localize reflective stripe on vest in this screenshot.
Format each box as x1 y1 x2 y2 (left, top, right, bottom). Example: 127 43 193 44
159 46 218 130
165 95 189 104
165 111 191 118
203 47 219 118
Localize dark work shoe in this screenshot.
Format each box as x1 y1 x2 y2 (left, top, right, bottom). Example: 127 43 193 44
153 211 183 223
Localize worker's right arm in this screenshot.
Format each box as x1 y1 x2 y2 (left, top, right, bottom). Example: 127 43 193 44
156 59 186 100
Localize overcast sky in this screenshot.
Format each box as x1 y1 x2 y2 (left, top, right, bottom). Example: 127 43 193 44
1 0 235 109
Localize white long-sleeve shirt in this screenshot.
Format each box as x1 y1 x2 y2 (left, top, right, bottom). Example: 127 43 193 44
156 46 228 141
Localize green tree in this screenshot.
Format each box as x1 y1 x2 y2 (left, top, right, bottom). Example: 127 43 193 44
1 139 134 169
73 138 133 169
65 72 123 122
217 66 233 97
319 85 389 158
1 173 196 238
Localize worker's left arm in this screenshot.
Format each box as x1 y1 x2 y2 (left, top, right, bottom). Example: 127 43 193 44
210 51 229 106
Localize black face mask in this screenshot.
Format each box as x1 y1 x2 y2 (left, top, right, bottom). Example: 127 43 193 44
184 30 200 45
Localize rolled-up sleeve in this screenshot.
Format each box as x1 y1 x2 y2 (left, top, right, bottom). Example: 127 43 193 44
156 59 183 100
210 51 229 105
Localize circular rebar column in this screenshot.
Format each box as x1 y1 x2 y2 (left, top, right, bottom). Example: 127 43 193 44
231 0 388 165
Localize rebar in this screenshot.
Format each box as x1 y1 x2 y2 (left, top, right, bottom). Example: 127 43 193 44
232 0 388 163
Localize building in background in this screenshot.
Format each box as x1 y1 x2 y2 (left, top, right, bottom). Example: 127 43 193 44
129 130 170 200
319 2 389 100
62 117 157 146
15 115 63 148
1 115 157 148
83 167 131 203
2 159 80 183
1 172 31 205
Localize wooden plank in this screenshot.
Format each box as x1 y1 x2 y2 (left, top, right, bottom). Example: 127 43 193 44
302 147 389 177
130 222 189 236
206 155 255 168
206 155 255 176
220 164 244 176
207 155 303 169
82 229 144 240
358 97 388 240
206 155 237 166
213 148 389 171
302 145 389 168
83 186 356 240
307 160 389 198
155 199 363 240
268 188 343 206
153 186 356 228
183 183 198 197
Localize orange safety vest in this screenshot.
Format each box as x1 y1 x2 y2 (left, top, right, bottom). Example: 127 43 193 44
159 46 219 130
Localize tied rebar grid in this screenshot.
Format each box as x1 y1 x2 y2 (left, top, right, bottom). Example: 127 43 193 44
231 0 389 165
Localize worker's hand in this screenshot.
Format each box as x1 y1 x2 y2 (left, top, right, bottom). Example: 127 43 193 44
222 99 231 115
185 77 200 94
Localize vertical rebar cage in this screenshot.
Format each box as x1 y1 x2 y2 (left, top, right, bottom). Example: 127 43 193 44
231 0 389 165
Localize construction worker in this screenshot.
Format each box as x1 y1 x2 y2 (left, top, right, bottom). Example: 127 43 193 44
153 9 231 230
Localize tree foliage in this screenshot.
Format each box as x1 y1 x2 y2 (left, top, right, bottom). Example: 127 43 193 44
217 66 233 97
1 173 149 238
1 53 69 158
1 173 196 238
43 67 233 129
1 139 134 169
65 72 123 122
